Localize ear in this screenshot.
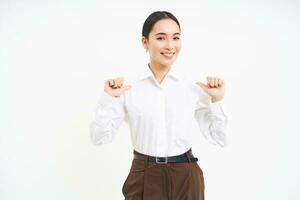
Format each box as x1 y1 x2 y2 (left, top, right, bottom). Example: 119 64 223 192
141 36 148 50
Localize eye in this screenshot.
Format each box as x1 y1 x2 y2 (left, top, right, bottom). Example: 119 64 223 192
174 37 180 40
157 37 165 40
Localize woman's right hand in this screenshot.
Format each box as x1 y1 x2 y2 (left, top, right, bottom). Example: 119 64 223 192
104 77 132 97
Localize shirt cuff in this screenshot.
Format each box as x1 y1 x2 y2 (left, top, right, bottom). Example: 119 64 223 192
98 91 123 106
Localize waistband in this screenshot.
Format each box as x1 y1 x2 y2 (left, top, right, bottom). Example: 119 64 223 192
133 148 198 164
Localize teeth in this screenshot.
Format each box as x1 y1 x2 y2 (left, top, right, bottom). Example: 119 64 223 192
162 53 174 57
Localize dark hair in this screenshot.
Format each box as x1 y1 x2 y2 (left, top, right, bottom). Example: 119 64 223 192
142 11 181 39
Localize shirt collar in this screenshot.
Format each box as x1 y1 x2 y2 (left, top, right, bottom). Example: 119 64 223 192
137 63 181 81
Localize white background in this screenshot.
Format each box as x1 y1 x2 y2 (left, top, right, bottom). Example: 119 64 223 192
1 0 299 199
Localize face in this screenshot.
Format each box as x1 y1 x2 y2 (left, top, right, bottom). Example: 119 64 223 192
142 18 181 68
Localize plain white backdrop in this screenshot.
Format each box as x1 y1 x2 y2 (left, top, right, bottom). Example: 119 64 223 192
1 0 299 199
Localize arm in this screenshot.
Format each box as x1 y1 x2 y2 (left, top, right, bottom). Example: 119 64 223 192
89 91 126 145
194 76 228 147
194 91 228 147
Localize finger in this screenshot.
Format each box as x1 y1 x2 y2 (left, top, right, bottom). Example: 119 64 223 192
197 82 209 92
212 77 217 88
219 79 223 87
221 79 225 86
114 79 120 88
107 80 113 88
114 79 119 89
196 81 207 87
216 78 221 87
116 78 122 87
206 76 209 85
208 77 214 88
109 79 114 87
115 77 123 88
119 77 124 87
112 80 119 89
217 78 224 87
213 77 219 87
113 79 117 89
206 76 211 87
104 80 110 90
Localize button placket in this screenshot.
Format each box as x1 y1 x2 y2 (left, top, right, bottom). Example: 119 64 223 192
156 88 168 156
163 90 172 157
161 89 169 156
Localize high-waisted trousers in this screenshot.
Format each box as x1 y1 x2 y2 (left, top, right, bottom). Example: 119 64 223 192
122 150 205 200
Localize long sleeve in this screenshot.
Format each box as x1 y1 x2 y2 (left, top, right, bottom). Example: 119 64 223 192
89 91 126 145
194 90 228 147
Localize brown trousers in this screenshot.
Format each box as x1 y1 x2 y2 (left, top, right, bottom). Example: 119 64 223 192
122 154 205 200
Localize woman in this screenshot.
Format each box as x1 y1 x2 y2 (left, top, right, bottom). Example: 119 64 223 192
90 11 228 200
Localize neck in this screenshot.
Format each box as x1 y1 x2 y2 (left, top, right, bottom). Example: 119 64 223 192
148 60 171 83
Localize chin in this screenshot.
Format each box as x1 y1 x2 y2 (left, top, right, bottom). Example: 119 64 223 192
152 57 177 68
162 59 176 67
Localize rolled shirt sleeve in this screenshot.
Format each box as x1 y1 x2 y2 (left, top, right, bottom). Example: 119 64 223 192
194 89 228 147
90 91 126 145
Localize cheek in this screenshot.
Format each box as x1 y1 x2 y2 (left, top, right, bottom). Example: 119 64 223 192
176 43 182 51
151 43 163 51
149 45 163 55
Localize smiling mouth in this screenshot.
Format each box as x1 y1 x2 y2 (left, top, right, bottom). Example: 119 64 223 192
161 52 175 57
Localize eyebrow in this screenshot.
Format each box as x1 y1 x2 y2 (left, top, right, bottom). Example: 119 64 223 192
155 32 181 36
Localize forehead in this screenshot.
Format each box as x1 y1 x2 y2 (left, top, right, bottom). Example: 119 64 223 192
150 18 180 35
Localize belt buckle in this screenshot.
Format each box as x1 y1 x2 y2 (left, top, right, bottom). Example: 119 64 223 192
155 156 168 164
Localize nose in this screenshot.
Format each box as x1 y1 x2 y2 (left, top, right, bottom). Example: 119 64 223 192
165 39 174 51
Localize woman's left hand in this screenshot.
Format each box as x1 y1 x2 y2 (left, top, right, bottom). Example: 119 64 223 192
195 76 225 102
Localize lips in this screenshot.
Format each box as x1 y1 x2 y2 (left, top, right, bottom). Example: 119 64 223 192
161 52 175 58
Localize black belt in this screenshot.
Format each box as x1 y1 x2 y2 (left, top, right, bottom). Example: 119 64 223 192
133 148 198 164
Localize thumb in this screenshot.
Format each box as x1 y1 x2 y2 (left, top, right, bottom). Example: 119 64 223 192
120 85 132 92
195 81 208 89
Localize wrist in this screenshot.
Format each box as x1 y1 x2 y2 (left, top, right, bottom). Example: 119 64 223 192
211 96 223 103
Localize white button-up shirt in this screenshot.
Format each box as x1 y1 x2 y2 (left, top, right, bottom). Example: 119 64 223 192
90 64 228 157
